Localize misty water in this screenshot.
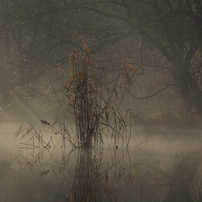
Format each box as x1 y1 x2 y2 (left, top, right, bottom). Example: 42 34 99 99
1 123 202 202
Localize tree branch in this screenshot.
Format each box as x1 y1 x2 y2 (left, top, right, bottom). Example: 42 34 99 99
130 83 182 100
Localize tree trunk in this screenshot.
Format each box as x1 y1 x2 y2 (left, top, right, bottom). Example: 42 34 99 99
186 72 202 114
0 79 11 107
173 63 202 114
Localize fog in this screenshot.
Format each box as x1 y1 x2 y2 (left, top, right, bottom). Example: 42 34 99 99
1 0 202 201
0 122 202 201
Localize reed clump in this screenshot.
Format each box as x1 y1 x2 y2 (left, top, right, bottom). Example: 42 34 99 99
62 39 136 148
15 39 138 148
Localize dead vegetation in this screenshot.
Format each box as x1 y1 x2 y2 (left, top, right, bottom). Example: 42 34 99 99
15 39 138 149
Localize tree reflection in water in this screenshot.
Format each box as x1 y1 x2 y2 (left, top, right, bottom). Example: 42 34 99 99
165 153 201 202
15 143 202 202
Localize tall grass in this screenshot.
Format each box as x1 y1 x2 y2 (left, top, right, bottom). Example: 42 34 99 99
59 39 137 148
15 39 138 148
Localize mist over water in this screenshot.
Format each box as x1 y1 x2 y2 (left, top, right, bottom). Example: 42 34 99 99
1 122 202 202
1 0 202 201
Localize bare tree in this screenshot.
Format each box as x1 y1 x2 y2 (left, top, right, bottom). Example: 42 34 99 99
1 0 202 113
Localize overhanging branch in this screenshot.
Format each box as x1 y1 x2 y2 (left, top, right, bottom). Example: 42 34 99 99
130 83 182 100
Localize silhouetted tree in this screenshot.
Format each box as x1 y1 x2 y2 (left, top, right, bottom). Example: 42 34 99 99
70 0 202 113
1 0 202 113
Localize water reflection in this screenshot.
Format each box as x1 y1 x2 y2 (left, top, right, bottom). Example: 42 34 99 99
1 125 202 202
14 144 133 201
69 148 133 202
13 146 202 202
165 153 201 202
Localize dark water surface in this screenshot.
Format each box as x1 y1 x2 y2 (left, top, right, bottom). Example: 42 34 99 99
0 123 202 202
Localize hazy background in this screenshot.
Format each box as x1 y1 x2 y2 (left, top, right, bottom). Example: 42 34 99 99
0 0 201 127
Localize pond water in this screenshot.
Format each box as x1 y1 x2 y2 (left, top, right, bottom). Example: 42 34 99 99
0 123 202 202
